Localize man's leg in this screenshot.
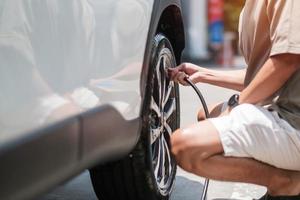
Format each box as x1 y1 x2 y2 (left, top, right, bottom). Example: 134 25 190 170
170 120 300 196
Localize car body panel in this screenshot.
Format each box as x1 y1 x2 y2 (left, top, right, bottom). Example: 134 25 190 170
0 0 153 140
0 117 80 200
80 105 140 167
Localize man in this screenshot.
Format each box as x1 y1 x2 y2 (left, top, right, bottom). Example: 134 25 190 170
169 0 300 199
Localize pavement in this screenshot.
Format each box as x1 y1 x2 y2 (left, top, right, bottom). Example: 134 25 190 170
39 58 267 200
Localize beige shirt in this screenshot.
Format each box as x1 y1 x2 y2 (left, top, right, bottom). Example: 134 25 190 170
240 0 300 129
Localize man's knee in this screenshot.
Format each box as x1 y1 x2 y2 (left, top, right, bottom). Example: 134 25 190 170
170 129 185 156
197 108 206 121
171 129 206 172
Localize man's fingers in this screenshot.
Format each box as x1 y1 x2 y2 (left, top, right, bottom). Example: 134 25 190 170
168 63 187 77
189 73 199 84
174 71 188 86
167 68 179 79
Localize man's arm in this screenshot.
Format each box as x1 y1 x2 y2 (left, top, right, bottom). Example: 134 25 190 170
193 67 246 91
239 54 300 105
169 63 246 91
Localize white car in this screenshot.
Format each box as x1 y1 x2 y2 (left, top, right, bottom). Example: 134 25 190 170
0 0 185 199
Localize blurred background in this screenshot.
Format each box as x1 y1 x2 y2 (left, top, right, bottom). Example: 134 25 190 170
181 0 245 68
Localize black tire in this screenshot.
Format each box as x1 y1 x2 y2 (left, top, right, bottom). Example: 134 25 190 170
89 34 180 200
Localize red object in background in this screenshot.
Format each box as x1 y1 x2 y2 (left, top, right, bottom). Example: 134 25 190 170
208 0 224 47
208 0 224 22
208 0 235 67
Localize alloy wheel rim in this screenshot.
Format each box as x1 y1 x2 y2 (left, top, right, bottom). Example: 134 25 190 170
149 48 177 194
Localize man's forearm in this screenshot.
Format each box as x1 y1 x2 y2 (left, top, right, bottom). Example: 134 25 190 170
198 68 246 91
239 54 300 105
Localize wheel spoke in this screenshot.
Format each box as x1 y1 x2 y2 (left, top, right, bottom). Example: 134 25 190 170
160 57 166 106
163 82 173 107
151 137 160 166
155 58 163 104
158 137 166 186
164 98 176 120
157 135 171 186
164 123 173 137
150 127 161 145
150 96 161 117
154 136 163 179
162 135 172 178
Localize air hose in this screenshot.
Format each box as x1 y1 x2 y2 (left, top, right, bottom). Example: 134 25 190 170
184 77 210 118
183 76 210 200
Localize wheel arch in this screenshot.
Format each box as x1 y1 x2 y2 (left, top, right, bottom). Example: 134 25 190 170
140 0 185 101
156 5 185 65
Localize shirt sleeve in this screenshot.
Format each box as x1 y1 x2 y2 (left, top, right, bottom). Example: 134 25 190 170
267 0 300 56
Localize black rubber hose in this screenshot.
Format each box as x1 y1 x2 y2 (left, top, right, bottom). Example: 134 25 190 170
183 76 210 200
184 77 210 119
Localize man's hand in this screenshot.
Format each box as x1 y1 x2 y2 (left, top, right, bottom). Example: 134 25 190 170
168 63 207 86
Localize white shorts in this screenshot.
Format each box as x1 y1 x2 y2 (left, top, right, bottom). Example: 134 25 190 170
209 104 300 171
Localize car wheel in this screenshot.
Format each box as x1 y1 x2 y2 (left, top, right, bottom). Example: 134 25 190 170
89 33 180 200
